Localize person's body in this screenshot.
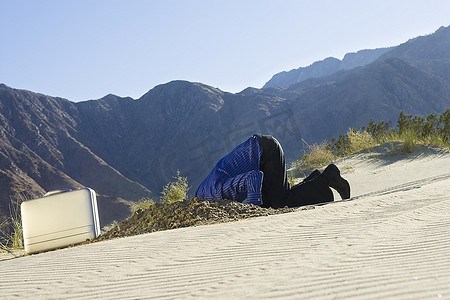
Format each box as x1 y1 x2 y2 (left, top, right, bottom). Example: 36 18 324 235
195 134 350 208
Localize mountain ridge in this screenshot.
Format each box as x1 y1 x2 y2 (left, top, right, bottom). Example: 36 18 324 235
263 47 393 89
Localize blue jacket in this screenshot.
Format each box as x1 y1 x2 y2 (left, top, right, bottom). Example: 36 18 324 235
195 136 263 205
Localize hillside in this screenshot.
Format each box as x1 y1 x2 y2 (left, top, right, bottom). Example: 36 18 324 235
0 86 152 225
1 25 450 227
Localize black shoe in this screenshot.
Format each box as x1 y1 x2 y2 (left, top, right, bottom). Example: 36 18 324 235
322 164 350 199
302 169 321 182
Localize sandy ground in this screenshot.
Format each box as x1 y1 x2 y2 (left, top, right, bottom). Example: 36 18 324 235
1 145 450 299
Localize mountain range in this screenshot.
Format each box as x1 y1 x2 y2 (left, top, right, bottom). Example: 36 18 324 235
263 47 393 88
1 25 449 227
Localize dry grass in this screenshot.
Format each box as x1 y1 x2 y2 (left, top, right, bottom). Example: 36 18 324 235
160 170 190 204
293 142 335 172
130 197 156 214
346 129 378 154
0 199 23 250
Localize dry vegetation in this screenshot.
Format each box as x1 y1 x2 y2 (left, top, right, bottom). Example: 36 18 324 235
293 110 450 172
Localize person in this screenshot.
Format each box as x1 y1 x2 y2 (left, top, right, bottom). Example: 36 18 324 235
195 134 350 208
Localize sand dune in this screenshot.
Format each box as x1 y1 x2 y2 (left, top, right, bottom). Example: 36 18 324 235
1 145 450 299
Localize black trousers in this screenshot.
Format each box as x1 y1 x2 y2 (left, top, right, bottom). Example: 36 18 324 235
255 134 333 208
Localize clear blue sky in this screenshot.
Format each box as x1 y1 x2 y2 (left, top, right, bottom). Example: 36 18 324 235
1 0 449 102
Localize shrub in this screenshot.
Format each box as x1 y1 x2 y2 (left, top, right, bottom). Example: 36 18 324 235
288 170 296 186
101 220 119 235
346 129 378 154
328 109 450 158
364 118 392 142
401 130 417 153
395 110 449 150
160 170 190 204
331 129 377 156
130 197 156 214
438 109 450 143
298 142 335 171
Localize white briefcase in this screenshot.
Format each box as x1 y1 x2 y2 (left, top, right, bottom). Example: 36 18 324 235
21 188 101 254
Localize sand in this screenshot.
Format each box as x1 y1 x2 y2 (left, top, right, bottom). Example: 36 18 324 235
1 145 450 299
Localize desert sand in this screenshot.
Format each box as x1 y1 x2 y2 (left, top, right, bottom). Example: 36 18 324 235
1 144 450 299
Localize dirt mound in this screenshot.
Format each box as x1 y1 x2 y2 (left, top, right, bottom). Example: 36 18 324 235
99 198 300 241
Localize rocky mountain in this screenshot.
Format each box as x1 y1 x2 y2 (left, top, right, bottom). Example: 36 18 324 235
262 25 450 141
1 25 449 227
0 87 152 224
263 47 392 88
379 25 450 83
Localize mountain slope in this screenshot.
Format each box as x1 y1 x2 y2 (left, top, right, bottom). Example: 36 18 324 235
284 57 450 143
76 81 294 197
380 25 450 83
0 85 151 225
